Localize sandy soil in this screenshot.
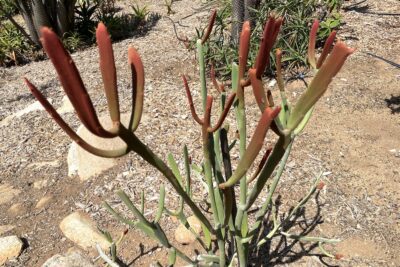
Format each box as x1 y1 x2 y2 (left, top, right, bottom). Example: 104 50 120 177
0 0 399 266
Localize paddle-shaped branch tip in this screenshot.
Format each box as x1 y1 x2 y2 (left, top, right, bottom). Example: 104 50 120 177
128 46 145 132
96 22 120 127
182 74 204 125
201 10 217 44
40 27 116 138
307 20 319 69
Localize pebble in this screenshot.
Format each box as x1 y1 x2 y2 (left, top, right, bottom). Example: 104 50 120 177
59 212 110 251
35 195 53 209
42 251 95 267
0 236 23 265
174 216 202 245
7 203 26 217
0 184 20 205
33 179 49 189
56 96 74 114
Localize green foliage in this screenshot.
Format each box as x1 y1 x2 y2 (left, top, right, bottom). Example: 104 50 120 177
319 12 341 38
13 0 76 46
202 0 343 79
0 0 18 19
0 0 157 67
75 0 98 39
131 3 149 23
62 32 82 52
0 21 31 65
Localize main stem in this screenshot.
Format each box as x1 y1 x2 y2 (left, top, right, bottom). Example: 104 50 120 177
118 125 214 234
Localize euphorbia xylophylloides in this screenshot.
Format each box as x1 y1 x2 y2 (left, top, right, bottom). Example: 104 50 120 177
26 11 353 266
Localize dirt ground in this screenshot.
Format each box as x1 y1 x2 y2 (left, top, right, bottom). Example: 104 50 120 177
0 0 399 266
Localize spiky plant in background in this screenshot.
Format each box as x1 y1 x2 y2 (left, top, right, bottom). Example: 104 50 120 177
25 10 353 266
14 0 76 46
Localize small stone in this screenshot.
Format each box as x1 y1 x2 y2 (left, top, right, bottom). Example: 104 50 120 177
7 203 26 217
0 225 15 236
36 195 53 209
0 184 20 205
0 235 23 265
56 96 74 114
59 212 110 251
42 251 95 267
33 179 49 190
268 79 277 87
174 216 202 245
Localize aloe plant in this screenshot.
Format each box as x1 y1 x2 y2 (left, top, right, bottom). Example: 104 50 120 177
14 0 76 46
26 11 353 266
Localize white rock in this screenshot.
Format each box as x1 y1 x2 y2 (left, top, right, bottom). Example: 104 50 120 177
42 251 95 267
0 100 53 127
56 96 74 114
0 236 23 265
0 225 15 236
174 216 202 245
0 184 20 205
67 115 128 181
59 212 110 251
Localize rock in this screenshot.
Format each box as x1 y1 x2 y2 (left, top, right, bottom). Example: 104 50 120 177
42 251 95 267
67 115 128 181
0 235 23 265
0 225 15 236
7 203 26 217
33 179 49 190
0 184 20 205
174 216 202 245
0 100 52 127
35 195 53 209
56 96 74 114
59 212 110 251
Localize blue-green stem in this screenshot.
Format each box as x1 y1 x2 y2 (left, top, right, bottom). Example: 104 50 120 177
118 125 214 234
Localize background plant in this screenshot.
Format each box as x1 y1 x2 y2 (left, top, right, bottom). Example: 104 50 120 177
0 0 157 66
13 0 76 46
25 11 353 266
201 0 344 79
0 21 31 66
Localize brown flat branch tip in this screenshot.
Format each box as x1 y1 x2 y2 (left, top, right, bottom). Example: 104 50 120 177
182 74 204 125
208 93 237 133
201 10 217 44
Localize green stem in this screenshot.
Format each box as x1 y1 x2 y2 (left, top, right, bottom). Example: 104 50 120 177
118 125 214 234
232 61 249 266
249 141 293 236
245 135 289 210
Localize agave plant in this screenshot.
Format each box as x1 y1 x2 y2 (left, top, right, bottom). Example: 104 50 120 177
26 11 353 266
14 0 76 46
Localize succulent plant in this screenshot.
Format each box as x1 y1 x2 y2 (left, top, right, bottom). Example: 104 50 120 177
26 11 353 266
14 0 76 46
